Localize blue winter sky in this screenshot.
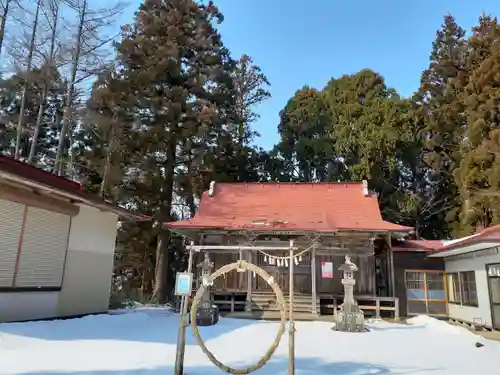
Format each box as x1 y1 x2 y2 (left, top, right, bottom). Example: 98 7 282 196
118 0 500 150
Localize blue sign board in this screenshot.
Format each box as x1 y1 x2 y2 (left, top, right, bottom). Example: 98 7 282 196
175 272 193 296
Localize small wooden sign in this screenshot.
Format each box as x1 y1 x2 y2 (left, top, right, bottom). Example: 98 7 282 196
174 272 193 296
321 262 333 279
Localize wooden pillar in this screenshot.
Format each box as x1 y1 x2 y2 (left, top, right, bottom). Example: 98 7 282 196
388 233 396 299
195 234 204 291
246 251 253 312
372 245 377 297
311 243 317 314
174 242 195 375
288 240 295 375
385 242 392 297
238 248 244 289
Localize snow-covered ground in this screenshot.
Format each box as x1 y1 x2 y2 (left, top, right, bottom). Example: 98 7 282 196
0 310 498 375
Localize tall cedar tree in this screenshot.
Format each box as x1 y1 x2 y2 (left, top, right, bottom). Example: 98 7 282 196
175 54 271 216
77 65 134 202
455 15 500 233
232 54 270 147
110 0 235 302
413 15 468 238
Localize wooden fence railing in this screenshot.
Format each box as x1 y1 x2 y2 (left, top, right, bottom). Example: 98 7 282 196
320 295 400 320
175 291 399 319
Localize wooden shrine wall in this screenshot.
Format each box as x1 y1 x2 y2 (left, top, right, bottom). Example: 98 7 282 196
198 232 379 294
254 251 312 293
315 252 375 295
202 249 376 295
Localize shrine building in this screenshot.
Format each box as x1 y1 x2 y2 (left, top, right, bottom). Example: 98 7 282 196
166 181 447 319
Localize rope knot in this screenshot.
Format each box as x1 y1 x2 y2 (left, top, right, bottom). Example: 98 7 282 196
236 259 246 272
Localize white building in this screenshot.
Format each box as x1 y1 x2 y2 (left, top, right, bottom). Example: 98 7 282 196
0 156 149 322
429 227 500 330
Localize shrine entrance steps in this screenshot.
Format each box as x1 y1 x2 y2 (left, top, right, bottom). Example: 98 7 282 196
250 290 320 314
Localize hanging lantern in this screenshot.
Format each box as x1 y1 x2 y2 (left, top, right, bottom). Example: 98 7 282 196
264 255 268 263
294 257 299 266
285 259 288 267
253 271 256 278
299 255 302 262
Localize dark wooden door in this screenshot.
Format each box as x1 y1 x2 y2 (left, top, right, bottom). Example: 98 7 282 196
487 263 500 330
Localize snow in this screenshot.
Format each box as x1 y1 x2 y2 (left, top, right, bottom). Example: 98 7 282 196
109 303 174 316
0 312 498 375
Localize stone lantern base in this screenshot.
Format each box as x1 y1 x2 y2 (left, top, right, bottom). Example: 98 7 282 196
190 304 220 326
333 303 365 332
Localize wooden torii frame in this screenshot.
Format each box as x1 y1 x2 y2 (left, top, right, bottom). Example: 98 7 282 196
175 240 300 375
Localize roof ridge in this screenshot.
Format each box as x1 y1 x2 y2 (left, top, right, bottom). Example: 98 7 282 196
0 155 82 190
215 181 365 185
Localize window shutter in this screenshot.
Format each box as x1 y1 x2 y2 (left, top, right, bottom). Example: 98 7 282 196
0 199 25 287
15 207 71 288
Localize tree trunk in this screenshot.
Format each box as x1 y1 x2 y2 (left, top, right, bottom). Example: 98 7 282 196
100 125 116 198
27 1 59 164
27 86 47 164
185 148 196 217
54 0 86 174
152 136 177 304
14 0 41 159
0 0 11 65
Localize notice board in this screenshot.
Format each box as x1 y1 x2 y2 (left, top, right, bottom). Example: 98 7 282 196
321 261 333 279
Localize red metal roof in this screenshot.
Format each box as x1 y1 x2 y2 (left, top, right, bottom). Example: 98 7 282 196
166 182 413 232
0 156 150 221
392 240 444 253
431 224 500 253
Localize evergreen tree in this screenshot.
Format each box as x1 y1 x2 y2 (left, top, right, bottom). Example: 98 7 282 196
276 86 342 181
79 0 237 302
416 14 468 237
394 15 469 238
324 70 406 202
0 66 65 165
232 54 270 149
75 65 133 202
455 15 500 233
175 54 271 212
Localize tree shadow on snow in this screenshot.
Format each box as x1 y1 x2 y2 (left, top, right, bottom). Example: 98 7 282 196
16 356 443 375
0 314 268 344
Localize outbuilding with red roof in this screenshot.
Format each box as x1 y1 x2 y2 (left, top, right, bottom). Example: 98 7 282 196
429 225 500 330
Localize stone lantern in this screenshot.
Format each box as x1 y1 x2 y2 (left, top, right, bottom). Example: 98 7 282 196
192 252 219 326
333 254 365 332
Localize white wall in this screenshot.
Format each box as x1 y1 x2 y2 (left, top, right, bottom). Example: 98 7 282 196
0 292 59 322
0 204 119 322
67 204 119 256
57 204 118 317
445 251 500 327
